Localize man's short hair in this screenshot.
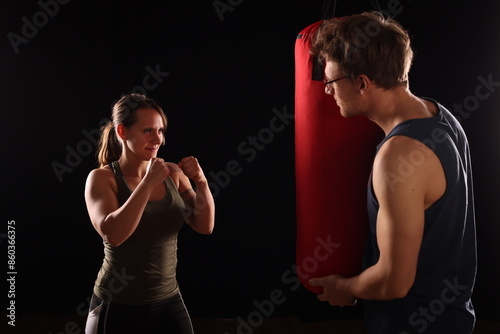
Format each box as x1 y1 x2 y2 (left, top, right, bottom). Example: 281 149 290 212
311 12 414 89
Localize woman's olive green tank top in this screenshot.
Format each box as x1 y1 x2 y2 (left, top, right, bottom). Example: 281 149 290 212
93 161 187 305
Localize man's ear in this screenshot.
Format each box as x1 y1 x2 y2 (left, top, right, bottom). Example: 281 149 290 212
357 74 371 94
116 123 126 140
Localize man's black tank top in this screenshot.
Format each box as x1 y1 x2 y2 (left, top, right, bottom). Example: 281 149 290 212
363 99 477 334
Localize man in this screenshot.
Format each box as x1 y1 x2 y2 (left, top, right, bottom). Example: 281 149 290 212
308 12 477 334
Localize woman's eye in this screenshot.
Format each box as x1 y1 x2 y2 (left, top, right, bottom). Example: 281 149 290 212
144 129 165 135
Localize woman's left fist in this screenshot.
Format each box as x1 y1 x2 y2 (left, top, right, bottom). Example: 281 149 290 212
178 156 206 183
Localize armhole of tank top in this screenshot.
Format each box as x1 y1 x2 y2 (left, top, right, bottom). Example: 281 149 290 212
368 171 381 209
165 176 190 224
108 161 132 205
165 176 179 196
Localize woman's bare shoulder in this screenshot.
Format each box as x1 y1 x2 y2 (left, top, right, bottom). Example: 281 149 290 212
86 165 116 191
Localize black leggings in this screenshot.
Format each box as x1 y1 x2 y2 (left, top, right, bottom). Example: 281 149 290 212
85 292 194 334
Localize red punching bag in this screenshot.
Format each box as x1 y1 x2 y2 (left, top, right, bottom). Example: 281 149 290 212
294 20 384 293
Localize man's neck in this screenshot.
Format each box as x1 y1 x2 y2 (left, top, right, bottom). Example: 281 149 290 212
366 87 436 135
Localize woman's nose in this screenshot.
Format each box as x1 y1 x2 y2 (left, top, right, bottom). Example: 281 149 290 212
152 132 162 144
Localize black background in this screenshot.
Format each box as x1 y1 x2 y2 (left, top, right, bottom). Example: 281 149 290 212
2 0 500 330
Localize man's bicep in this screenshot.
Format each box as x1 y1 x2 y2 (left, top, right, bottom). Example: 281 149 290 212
372 140 426 291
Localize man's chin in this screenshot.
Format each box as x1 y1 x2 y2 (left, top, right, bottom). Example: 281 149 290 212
339 108 351 118
339 107 360 118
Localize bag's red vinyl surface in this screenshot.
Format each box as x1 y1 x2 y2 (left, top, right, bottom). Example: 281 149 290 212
294 20 384 293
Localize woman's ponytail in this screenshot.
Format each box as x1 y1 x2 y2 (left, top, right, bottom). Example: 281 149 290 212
97 121 122 167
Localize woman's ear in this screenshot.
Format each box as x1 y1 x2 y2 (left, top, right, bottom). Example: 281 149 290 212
116 123 126 140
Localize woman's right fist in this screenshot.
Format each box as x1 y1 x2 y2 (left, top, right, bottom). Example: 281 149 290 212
145 157 170 185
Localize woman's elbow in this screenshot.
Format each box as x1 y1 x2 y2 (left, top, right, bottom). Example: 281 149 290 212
202 228 214 235
190 218 214 235
193 224 214 235
101 230 125 247
99 219 127 247
105 237 124 247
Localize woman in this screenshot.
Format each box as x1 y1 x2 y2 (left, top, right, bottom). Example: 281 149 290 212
84 93 214 333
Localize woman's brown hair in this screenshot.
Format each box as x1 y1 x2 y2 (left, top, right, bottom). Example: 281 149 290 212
96 93 167 167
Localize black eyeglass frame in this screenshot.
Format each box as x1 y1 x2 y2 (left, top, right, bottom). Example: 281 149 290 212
323 76 350 86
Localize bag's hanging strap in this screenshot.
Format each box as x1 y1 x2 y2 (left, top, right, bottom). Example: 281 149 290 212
369 0 383 14
321 0 338 20
322 0 384 20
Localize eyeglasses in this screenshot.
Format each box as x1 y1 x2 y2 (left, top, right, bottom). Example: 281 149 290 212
323 76 349 87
